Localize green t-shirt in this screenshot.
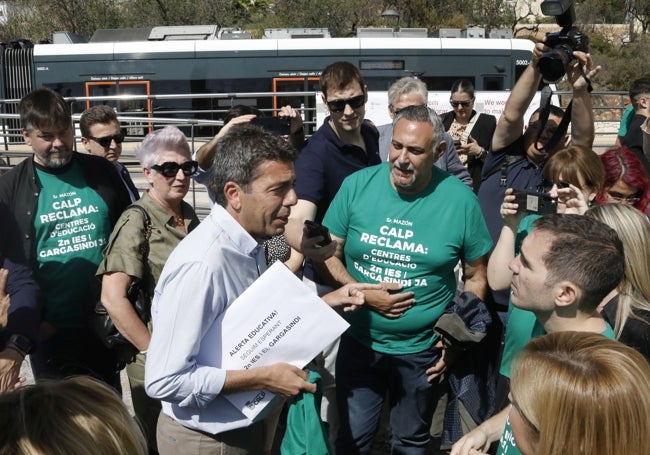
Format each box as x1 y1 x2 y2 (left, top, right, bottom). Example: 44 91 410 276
618 104 635 137
34 162 112 328
323 164 493 355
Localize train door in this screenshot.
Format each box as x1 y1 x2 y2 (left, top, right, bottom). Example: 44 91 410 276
272 77 320 134
85 81 153 135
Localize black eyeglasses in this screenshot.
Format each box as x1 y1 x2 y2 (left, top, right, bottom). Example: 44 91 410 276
87 133 125 148
541 178 571 192
325 94 365 113
150 161 198 178
607 191 641 204
450 100 472 108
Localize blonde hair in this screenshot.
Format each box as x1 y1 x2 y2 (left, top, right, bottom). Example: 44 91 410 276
586 203 650 337
511 331 650 455
0 376 147 455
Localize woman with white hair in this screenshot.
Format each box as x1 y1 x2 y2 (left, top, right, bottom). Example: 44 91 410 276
97 126 200 453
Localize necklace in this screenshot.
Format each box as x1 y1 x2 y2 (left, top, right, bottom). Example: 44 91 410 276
173 215 184 226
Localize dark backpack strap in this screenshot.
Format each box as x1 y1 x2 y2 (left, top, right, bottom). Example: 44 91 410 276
482 152 525 186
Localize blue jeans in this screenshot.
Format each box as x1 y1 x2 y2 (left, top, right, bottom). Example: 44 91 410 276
335 333 443 455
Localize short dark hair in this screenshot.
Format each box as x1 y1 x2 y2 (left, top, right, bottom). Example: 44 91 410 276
19 87 71 131
223 105 263 125
320 61 365 98
533 214 625 312
629 75 650 109
211 125 298 207
79 105 119 138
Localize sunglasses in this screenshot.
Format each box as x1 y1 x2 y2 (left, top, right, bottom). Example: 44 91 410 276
150 161 198 178
450 100 472 108
325 94 365 113
541 178 571 192
87 133 125 148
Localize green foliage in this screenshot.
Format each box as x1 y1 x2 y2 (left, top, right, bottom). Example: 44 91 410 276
0 0 647 93
592 35 650 90
267 0 383 36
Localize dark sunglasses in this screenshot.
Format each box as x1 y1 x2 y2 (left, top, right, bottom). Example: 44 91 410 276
87 133 125 148
541 178 571 192
150 161 198 178
326 94 365 113
450 100 472 108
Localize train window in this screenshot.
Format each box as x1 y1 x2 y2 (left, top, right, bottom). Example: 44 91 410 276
86 81 152 135
85 82 117 110
421 77 475 91
483 76 505 91
273 77 319 114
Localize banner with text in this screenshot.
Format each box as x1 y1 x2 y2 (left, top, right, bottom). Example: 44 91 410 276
197 261 350 421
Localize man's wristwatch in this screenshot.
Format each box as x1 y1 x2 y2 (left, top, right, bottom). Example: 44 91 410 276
6 334 33 357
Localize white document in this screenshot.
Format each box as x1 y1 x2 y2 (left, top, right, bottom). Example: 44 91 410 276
196 261 350 421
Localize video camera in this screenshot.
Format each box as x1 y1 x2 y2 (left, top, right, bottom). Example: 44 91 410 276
538 0 589 83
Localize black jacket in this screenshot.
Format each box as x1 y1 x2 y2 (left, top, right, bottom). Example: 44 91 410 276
0 152 130 265
441 110 497 192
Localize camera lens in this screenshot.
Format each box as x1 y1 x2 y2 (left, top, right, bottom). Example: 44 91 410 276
538 48 571 82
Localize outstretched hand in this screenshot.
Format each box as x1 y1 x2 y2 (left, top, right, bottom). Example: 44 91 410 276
322 282 382 313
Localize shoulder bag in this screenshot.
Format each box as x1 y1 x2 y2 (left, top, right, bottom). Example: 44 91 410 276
93 204 152 362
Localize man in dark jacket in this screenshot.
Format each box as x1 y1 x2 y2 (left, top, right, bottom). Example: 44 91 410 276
0 87 130 387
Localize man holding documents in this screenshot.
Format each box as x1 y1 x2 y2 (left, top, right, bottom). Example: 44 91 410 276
145 125 371 454
321 105 492 454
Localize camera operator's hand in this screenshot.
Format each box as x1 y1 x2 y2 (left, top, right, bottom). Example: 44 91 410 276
568 52 601 92
530 39 550 69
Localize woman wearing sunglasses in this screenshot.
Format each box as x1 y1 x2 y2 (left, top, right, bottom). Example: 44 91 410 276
441 79 497 192
97 125 200 453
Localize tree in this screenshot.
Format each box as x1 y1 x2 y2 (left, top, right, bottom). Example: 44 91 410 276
268 0 383 36
0 0 122 42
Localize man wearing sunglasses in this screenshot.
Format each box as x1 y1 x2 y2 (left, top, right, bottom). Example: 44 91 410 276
0 88 130 388
286 61 383 443
80 105 140 202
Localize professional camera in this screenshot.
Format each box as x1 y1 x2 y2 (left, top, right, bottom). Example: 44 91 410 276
538 0 589 83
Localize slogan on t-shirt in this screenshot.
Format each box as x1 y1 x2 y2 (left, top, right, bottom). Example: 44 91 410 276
352 216 429 288
38 191 107 258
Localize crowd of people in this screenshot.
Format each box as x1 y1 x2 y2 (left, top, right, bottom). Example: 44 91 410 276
1 35 650 455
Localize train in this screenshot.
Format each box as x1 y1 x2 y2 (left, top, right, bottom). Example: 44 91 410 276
0 26 537 136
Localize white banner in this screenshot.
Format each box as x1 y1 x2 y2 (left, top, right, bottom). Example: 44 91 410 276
196 261 350 421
